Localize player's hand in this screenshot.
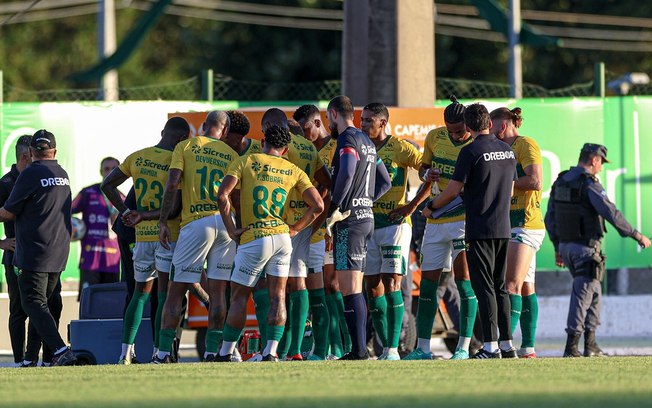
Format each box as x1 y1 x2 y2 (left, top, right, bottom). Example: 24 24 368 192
229 226 250 244
425 168 441 183
638 235 651 249
289 226 299 238
159 222 171 250
122 211 142 228
555 252 565 268
324 234 333 251
389 204 415 222
0 238 15 251
325 207 350 236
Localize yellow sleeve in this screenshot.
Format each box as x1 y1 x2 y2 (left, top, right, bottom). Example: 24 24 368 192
169 143 185 171
421 130 435 167
400 139 423 170
226 156 245 180
118 153 134 177
519 137 542 169
294 167 314 196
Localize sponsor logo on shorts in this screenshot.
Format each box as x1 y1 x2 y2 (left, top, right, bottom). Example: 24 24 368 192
350 253 365 261
155 254 172 262
381 246 401 259
134 264 155 273
354 208 374 220
238 266 258 276
181 266 203 274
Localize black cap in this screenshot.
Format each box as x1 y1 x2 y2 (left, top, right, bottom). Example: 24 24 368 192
581 143 610 163
31 129 56 151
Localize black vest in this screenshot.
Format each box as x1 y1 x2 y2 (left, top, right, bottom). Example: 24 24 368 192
551 170 605 245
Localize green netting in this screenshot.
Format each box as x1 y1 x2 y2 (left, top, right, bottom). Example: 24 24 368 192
213 74 341 101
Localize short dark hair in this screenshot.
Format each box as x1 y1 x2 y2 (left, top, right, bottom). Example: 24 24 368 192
287 119 304 136
261 108 288 129
163 116 190 140
444 95 465 124
463 103 491 132
490 107 523 128
101 156 120 166
327 95 354 120
15 135 31 160
264 125 292 149
293 104 320 122
227 110 251 137
362 102 389 120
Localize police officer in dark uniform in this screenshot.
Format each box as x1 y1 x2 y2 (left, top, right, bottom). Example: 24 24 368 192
545 143 651 358
0 130 77 366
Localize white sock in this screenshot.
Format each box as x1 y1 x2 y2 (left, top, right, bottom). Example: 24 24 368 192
499 340 514 351
417 338 431 353
55 346 68 355
387 347 399 356
456 336 472 352
219 341 237 356
483 341 499 353
521 346 536 354
204 352 216 359
120 343 133 359
156 351 170 359
263 340 279 356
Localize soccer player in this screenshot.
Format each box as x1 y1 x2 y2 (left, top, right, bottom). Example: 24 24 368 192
259 109 331 361
294 104 352 358
222 110 262 156
490 107 545 358
326 95 391 360
404 96 477 360
216 125 324 362
154 111 238 363
424 103 517 359
102 117 190 364
360 103 426 361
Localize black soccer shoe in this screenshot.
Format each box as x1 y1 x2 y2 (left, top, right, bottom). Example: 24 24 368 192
500 347 518 359
471 349 502 359
261 354 279 362
51 348 77 367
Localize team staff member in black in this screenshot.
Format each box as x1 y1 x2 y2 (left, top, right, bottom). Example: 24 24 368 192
0 130 77 366
545 143 650 358
325 95 391 360
423 103 517 359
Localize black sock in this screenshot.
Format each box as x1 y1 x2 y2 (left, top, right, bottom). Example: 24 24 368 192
343 293 368 358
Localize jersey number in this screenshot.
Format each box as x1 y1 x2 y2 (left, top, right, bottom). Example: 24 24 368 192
253 186 287 219
196 166 224 201
135 178 164 211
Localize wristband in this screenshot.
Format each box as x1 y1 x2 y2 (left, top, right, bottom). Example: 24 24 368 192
122 209 132 217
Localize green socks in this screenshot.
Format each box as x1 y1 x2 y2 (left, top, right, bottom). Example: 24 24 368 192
267 325 285 342
509 293 523 334
253 289 270 345
223 323 242 343
288 289 309 356
154 291 167 348
205 329 223 354
455 279 478 338
277 297 293 359
520 293 538 349
309 289 330 358
416 278 439 340
369 294 389 348
386 290 404 349
325 293 344 357
122 291 150 344
158 328 176 353
334 292 352 353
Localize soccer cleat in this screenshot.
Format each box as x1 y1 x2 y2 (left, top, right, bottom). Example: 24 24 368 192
518 349 537 359
246 353 263 362
118 357 132 365
262 354 279 362
450 349 470 360
500 347 518 359
403 348 434 361
18 361 38 368
285 354 303 361
325 354 339 361
307 354 325 361
51 348 77 367
384 353 400 361
203 354 216 362
231 348 243 362
471 349 502 359
151 354 173 364
214 354 232 363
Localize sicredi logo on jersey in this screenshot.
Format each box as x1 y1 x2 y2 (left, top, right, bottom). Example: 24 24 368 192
482 151 515 161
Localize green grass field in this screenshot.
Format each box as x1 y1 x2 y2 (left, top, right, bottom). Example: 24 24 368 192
1 357 651 408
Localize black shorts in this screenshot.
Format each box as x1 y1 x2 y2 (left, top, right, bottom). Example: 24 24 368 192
333 220 373 272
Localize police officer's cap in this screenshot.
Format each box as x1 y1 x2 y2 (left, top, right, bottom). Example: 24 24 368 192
30 129 56 151
581 143 610 163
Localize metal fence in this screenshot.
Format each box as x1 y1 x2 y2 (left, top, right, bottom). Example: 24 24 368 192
3 71 652 102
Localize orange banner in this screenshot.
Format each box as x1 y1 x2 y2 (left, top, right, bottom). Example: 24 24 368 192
168 106 446 147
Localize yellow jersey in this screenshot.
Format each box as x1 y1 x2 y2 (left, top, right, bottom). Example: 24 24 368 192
240 138 262 156
170 136 238 227
119 146 181 242
373 136 422 228
422 127 472 225
310 137 337 244
284 133 325 225
227 153 313 245
510 136 544 229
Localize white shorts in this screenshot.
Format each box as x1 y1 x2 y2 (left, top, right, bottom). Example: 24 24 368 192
171 214 236 284
132 241 176 283
365 223 412 276
231 234 292 287
510 228 546 283
308 240 326 274
289 229 311 278
420 221 466 272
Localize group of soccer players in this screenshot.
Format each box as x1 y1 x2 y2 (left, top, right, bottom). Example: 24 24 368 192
100 93 544 362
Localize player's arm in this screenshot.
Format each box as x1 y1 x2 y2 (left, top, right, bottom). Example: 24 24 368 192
373 159 392 201
158 168 182 249
101 167 130 213
0 237 15 251
515 163 542 191
389 182 431 222
290 187 324 236
310 165 332 235
422 180 463 218
217 175 248 243
0 208 16 223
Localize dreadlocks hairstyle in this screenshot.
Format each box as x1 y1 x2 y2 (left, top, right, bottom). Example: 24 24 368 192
227 110 251 137
264 124 292 149
443 94 466 124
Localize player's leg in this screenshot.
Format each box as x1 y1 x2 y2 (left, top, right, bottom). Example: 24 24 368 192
451 248 476 360
323 239 349 356
306 239 330 360
284 229 311 360
516 229 544 358
494 239 516 358
363 231 388 358
505 232 536 338
405 223 449 360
